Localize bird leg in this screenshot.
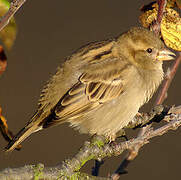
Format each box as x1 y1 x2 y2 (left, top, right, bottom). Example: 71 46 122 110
116 129 128 141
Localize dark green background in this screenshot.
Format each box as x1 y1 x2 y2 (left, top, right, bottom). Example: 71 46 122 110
0 0 181 179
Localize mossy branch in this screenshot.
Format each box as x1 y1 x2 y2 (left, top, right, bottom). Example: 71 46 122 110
1 105 181 180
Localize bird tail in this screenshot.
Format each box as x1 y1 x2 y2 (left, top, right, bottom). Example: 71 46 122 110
5 113 42 152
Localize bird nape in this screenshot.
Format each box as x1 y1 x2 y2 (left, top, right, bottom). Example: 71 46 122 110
5 27 175 152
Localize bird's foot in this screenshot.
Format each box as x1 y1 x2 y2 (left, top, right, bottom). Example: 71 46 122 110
116 129 128 141
106 129 128 143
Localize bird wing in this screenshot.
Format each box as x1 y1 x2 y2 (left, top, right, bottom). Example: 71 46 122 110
43 57 131 128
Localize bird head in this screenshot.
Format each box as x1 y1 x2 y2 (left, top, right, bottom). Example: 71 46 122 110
117 27 176 70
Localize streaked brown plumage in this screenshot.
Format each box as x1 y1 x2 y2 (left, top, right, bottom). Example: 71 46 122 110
6 27 175 152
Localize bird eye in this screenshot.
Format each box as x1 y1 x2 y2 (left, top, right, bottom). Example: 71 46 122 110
146 48 152 53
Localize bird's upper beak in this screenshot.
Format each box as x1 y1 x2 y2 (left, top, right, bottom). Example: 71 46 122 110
156 49 176 61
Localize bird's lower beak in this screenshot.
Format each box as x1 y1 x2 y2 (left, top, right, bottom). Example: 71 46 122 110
156 49 176 61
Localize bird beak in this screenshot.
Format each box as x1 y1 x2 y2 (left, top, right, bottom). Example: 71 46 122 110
156 49 176 61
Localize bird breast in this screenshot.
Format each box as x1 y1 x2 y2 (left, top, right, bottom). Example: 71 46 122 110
137 66 164 105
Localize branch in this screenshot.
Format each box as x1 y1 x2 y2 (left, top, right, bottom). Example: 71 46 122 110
1 105 181 179
152 0 167 35
0 0 27 31
0 164 109 180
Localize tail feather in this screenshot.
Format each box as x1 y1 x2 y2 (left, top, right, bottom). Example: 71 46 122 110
5 110 58 152
5 124 41 152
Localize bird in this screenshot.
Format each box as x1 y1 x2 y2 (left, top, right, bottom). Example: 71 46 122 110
5 27 175 152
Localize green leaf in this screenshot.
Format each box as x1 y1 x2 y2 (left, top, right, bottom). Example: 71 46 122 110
0 0 17 50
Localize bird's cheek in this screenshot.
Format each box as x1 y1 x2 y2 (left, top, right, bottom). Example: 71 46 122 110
151 51 158 61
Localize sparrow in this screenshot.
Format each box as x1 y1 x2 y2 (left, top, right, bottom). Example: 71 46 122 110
5 27 175 152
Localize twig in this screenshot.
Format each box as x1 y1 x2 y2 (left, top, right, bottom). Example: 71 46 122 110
1 105 181 179
0 0 27 31
155 53 181 105
152 0 167 35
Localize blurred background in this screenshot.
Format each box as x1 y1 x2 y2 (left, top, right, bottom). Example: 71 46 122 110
0 0 181 179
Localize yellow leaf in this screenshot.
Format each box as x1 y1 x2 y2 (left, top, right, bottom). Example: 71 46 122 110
139 2 181 51
139 3 158 28
0 18 17 50
0 0 17 50
161 8 181 51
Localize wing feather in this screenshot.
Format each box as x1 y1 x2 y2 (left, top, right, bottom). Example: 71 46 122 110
44 57 131 128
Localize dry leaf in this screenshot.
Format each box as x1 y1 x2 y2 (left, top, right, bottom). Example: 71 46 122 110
0 107 22 151
161 8 181 51
0 45 7 75
139 1 181 51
